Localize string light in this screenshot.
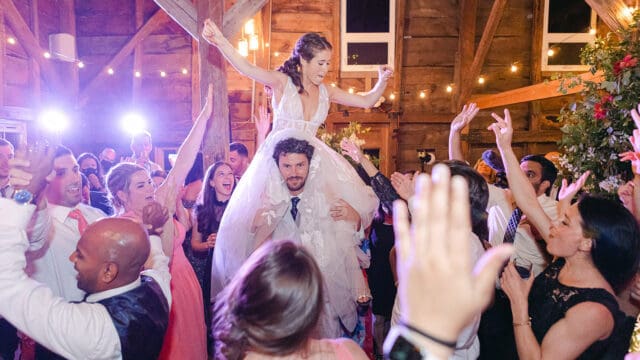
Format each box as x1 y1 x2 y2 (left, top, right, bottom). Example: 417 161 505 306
446 84 453 93
7 37 16 45
589 28 597 35
181 68 188 75
107 68 114 75
477 76 485 84
510 63 519 73
623 6 636 18
77 61 85 69
134 71 141 78
274 51 280 57
265 42 270 48
547 48 555 57
330 82 336 87
43 51 51 59
419 90 426 99
160 71 167 77
389 93 396 101
348 87 354 94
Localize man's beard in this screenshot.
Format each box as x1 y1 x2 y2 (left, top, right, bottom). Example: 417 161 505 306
286 176 306 192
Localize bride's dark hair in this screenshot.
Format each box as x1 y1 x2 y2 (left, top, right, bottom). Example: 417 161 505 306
277 32 332 94
212 240 324 360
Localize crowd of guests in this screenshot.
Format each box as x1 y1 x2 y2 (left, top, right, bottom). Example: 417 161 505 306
3 28 640 360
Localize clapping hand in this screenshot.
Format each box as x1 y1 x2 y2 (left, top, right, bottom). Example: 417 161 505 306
142 201 169 236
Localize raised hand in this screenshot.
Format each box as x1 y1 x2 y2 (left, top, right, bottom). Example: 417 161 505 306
255 105 271 137
9 140 55 198
378 65 394 82
390 172 416 201
201 83 214 119
392 165 513 355
558 171 590 203
488 108 514 150
450 103 480 133
340 138 364 164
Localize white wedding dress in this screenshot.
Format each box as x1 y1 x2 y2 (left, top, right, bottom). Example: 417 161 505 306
213 77 379 336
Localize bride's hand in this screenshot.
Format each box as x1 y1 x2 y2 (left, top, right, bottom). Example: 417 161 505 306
202 19 224 46
378 65 393 82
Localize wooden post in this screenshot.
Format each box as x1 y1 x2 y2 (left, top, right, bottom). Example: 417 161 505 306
585 0 634 34
198 0 230 167
132 0 145 103
0 4 5 108
59 0 78 103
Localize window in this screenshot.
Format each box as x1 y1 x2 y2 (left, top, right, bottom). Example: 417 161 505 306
542 0 596 72
340 0 395 72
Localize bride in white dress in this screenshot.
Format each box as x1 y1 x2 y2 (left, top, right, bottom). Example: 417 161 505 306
202 19 393 337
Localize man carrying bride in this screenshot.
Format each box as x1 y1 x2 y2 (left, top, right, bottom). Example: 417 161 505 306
202 19 392 338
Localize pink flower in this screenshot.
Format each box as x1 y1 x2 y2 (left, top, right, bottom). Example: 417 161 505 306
594 102 607 120
614 54 638 75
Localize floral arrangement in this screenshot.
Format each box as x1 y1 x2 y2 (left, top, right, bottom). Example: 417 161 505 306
317 122 380 167
558 14 640 196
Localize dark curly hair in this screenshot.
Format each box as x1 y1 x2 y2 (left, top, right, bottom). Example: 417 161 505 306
212 241 324 359
277 32 332 94
272 138 314 166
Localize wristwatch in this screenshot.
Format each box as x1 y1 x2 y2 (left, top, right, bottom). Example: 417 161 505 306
12 189 34 205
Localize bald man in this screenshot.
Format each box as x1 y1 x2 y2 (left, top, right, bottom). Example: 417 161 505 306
0 199 171 359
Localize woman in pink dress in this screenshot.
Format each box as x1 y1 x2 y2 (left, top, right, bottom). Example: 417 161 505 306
106 86 214 359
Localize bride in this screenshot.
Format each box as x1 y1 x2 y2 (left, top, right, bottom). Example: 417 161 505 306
202 19 392 337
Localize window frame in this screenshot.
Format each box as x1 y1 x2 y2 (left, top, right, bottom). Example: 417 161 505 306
340 0 396 72
541 0 597 72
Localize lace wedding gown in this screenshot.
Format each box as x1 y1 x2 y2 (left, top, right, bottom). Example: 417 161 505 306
213 77 379 336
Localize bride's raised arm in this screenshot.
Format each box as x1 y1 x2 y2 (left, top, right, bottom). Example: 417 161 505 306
328 65 393 108
202 19 287 92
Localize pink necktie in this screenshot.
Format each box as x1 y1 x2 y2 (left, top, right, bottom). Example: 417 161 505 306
68 208 89 234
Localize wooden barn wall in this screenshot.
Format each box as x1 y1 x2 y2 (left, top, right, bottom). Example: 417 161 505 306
73 0 193 159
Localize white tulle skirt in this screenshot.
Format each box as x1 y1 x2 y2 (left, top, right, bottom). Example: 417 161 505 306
212 128 378 336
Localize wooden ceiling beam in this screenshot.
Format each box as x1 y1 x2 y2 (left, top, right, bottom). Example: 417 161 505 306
459 0 508 105
454 0 478 110
78 9 171 107
585 0 634 33
469 70 604 109
392 0 406 113
153 0 268 40
2 0 64 94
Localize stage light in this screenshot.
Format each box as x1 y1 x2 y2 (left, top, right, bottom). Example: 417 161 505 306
121 113 147 135
38 109 69 133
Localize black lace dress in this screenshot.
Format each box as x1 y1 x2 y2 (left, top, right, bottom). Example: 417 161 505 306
528 258 627 359
364 171 400 318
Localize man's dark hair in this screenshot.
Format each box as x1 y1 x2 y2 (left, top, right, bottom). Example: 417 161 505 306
54 145 73 159
520 154 558 196
272 138 315 166
230 142 249 157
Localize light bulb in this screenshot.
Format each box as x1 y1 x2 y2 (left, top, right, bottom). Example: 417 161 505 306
478 76 485 84
249 34 259 51
446 85 453 93
238 39 249 57
77 61 85 69
589 28 596 35
181 68 188 75
107 68 114 75
244 19 255 36
160 71 167 77
134 71 141 78
510 64 518 73
389 93 396 100
7 37 16 45
348 88 354 94
419 91 426 98
43 52 51 59
547 48 555 57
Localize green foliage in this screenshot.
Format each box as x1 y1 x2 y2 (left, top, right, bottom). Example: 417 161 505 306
317 122 380 168
558 13 640 196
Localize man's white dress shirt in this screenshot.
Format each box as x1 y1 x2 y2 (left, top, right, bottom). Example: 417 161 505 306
0 198 171 360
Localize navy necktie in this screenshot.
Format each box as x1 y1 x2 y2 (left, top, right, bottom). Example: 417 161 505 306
290 197 300 220
503 207 523 244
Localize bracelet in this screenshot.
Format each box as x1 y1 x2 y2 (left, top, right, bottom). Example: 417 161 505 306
513 317 532 327
398 320 457 349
